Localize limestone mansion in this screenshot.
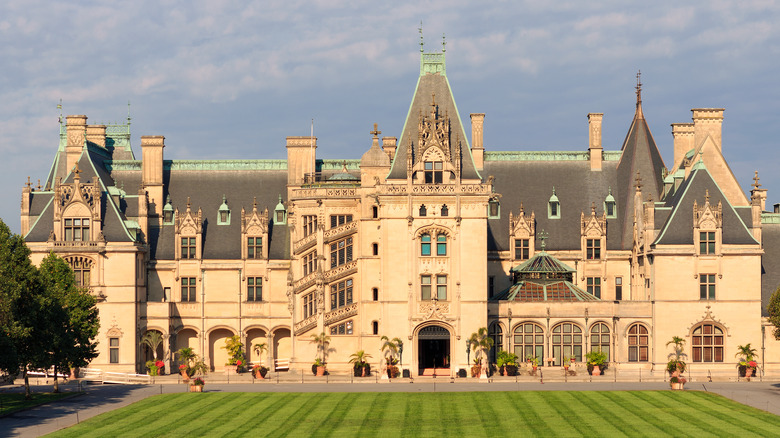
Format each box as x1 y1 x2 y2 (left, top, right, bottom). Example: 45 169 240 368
20 48 780 377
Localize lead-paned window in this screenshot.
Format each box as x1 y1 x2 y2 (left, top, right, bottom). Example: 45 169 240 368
181 277 196 302
64 218 90 242
436 275 447 300
421 275 431 300
330 278 353 310
303 215 318 237
247 277 262 301
514 238 530 260
551 323 583 365
700 231 715 255
586 239 601 260
436 234 447 256
330 320 353 335
69 258 91 288
330 237 353 268
303 292 316 319
489 323 503 364
587 277 601 298
513 323 544 364
181 237 196 259
590 323 611 362
700 274 716 300
247 236 262 259
303 251 317 276
628 324 649 362
421 234 431 256
424 161 443 184
692 323 724 362
109 337 119 363
330 214 352 229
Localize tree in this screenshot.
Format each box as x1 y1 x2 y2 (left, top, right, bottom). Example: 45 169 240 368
141 330 164 361
468 327 494 366
0 219 45 398
768 285 780 340
38 252 99 392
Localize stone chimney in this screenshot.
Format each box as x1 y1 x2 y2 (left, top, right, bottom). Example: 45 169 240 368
382 137 397 162
286 136 317 185
470 113 485 171
588 113 603 171
692 108 724 151
671 123 694 169
65 115 88 173
141 135 165 215
86 125 107 148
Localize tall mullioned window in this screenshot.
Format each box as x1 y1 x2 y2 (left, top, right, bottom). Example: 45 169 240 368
330 237 353 268
590 323 610 362
109 338 119 363
303 215 318 237
700 232 715 254
628 324 649 362
181 277 196 302
421 234 431 256
586 239 601 259
181 237 196 259
68 257 91 288
330 214 352 229
700 274 716 300
692 323 724 362
330 278 353 310
436 234 447 256
247 277 262 302
303 251 317 276
65 218 90 241
586 277 601 298
303 293 316 319
514 239 530 260
247 237 262 259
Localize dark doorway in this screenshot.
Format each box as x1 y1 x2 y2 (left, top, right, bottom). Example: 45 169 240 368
418 325 450 375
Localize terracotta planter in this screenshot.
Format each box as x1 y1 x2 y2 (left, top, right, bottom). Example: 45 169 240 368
591 366 601 376
670 382 684 390
181 370 190 382
316 365 326 376
255 370 265 379
563 365 570 371
189 385 203 392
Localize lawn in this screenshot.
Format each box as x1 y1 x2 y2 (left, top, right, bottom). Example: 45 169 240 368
48 391 780 437
0 392 75 417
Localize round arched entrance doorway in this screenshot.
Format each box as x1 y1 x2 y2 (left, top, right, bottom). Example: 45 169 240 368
417 324 451 376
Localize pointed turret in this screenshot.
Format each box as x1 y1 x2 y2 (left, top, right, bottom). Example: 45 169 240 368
615 72 667 249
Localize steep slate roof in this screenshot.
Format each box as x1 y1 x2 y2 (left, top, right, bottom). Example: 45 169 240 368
653 161 757 246
484 152 623 251
387 51 480 181
761 220 780 316
615 98 667 249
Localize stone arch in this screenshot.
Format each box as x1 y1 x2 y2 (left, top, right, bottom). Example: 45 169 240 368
141 328 167 364
414 321 454 377
245 326 269 366
270 326 291 371
207 326 237 371
174 327 199 365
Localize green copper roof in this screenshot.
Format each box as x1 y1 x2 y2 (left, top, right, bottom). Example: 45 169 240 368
491 279 600 302
510 251 575 275
485 151 622 161
105 160 288 172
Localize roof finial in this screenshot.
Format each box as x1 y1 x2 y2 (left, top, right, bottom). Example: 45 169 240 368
253 197 258 210
635 70 644 119
418 21 424 52
705 189 710 204
73 162 81 177
57 99 63 125
442 33 446 53
127 100 132 125
591 201 596 214
635 171 642 191
538 229 549 251
752 171 762 190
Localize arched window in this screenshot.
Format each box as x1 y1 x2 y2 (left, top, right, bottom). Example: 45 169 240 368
436 234 447 256
66 257 92 288
513 323 544 364
489 323 503 364
419 204 427 216
590 323 610 362
441 205 449 216
628 323 649 362
421 234 431 256
551 322 583 365
692 323 724 362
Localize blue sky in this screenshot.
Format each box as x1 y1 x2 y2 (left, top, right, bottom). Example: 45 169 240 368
2 1 779 234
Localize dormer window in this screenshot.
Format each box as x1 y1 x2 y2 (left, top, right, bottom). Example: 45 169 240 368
64 218 90 241
217 195 230 225
488 199 500 219
548 187 560 219
424 161 443 184
274 195 287 225
247 237 263 259
181 237 196 259
699 232 715 255
604 188 617 219
162 195 174 225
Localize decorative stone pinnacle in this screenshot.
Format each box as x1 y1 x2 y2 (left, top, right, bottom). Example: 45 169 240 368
752 171 762 189
635 172 642 191
442 33 446 52
418 21 424 52
253 197 258 210
636 70 642 104
591 202 596 214
186 197 191 210
705 189 710 204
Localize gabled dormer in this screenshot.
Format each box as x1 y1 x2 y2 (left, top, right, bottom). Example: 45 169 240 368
241 198 269 260
52 162 103 243
581 203 607 261
174 197 202 260
509 203 535 261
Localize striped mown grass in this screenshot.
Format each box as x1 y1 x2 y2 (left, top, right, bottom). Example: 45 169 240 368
48 391 780 437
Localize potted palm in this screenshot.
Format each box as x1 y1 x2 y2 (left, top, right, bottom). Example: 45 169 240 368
310 332 330 376
223 335 246 373
468 327 494 378
666 336 687 377
349 350 372 377
736 344 758 380
177 347 208 384
380 336 402 378
140 331 165 374
585 350 607 376
253 342 269 379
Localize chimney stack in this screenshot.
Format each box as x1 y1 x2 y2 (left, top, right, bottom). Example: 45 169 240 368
470 113 485 171
86 124 107 148
588 113 603 171
286 136 317 185
671 123 694 169
692 108 724 152
65 115 88 173
382 137 397 162
141 135 165 214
